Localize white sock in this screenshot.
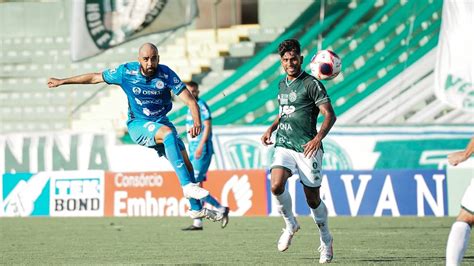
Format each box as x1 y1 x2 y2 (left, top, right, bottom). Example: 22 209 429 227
193 218 203 228
273 189 297 230
310 201 332 244
446 221 471 266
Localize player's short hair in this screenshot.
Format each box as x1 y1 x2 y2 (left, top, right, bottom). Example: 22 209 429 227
186 81 199 89
278 39 301 57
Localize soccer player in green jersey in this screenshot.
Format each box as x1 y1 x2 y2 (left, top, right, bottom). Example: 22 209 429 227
261 39 337 263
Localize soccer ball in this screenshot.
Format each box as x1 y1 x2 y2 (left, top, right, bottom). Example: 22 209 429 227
309 49 342 80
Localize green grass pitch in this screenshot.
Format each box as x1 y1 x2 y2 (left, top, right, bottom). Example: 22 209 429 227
1 216 473 265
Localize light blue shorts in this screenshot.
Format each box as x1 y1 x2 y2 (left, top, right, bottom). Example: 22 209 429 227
189 141 214 182
127 117 185 157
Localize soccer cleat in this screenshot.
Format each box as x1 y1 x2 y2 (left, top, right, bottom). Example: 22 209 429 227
189 208 210 219
181 225 203 231
318 237 333 264
182 183 209 199
219 207 230 228
277 223 300 252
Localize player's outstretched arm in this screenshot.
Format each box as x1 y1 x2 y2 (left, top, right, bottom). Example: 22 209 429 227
448 136 474 166
178 89 202 138
47 73 104 88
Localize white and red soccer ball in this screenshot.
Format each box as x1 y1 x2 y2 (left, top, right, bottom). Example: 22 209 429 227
309 49 342 80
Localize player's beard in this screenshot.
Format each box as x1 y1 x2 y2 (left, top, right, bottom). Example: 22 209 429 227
141 66 156 77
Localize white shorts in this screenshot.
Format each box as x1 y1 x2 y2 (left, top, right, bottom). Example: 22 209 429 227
271 146 323 188
461 179 474 213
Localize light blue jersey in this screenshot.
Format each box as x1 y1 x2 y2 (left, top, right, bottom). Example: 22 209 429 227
186 99 213 151
101 61 224 213
186 99 214 182
103 62 185 121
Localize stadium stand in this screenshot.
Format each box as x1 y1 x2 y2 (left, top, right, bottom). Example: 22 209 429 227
0 1 258 133
1 0 472 135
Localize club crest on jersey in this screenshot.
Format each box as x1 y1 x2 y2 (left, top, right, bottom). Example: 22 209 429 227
289 91 297 102
147 124 155 132
132 87 141 95
155 79 165 89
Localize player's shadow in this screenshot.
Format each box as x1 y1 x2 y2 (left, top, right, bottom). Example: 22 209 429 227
300 256 447 263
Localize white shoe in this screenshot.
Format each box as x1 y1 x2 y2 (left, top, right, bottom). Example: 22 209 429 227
318 237 333 264
183 183 209 199
191 208 221 222
277 223 300 252
189 208 209 219
219 207 230 228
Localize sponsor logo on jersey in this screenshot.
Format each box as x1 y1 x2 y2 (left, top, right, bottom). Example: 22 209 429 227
142 90 161 96
173 77 180 84
132 87 141 95
279 94 289 105
135 98 162 106
143 108 151 116
282 105 296 115
278 123 293 131
126 70 138 75
142 107 165 117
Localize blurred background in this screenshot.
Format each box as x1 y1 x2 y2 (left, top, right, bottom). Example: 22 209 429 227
0 0 472 218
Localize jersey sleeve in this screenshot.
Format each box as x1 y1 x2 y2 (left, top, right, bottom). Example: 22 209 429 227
307 78 330 106
167 68 186 95
200 101 212 120
102 64 125 85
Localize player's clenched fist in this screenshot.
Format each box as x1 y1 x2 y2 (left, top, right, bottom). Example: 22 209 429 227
47 78 62 88
261 130 273 146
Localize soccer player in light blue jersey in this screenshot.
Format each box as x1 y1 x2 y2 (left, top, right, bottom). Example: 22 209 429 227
182 81 214 231
47 43 229 227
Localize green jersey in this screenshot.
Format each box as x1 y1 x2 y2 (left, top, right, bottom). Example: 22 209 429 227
275 71 330 153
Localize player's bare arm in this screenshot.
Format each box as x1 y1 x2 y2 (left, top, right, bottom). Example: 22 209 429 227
448 136 474 166
179 89 202 138
302 102 336 157
195 119 211 159
261 116 280 146
47 73 104 88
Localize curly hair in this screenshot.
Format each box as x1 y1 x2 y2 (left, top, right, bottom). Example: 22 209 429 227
278 39 301 57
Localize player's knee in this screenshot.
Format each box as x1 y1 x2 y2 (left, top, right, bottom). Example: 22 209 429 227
457 209 474 225
271 183 285 195
155 125 173 143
